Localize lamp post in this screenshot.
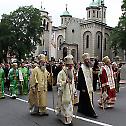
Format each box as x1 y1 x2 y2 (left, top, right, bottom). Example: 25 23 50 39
100 0 104 61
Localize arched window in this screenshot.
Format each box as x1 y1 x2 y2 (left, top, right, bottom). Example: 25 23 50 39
98 35 100 48
61 18 63 24
89 11 90 18
43 19 46 29
104 38 107 50
72 29 74 33
59 39 61 50
97 11 99 18
104 11 106 18
46 22 49 31
93 10 95 17
71 49 76 57
86 35 89 48
99 11 101 18
63 47 67 58
59 39 61 44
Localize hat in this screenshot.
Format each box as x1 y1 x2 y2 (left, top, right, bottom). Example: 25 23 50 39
38 54 45 62
112 62 117 66
64 54 74 65
59 62 63 65
82 53 90 60
13 62 17 66
102 56 110 63
112 62 116 65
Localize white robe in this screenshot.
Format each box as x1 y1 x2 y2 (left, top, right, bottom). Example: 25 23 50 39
56 67 76 124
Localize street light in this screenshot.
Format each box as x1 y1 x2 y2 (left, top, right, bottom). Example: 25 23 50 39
100 0 104 61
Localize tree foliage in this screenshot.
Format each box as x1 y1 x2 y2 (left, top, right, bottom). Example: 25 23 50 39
0 5 42 62
109 27 120 56
110 0 126 55
0 19 14 62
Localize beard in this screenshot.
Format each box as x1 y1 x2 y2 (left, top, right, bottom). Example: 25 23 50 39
85 62 91 68
67 69 73 80
40 65 45 72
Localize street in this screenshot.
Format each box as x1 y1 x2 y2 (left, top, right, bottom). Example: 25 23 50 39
0 84 126 126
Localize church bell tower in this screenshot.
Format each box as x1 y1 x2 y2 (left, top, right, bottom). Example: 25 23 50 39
86 0 106 24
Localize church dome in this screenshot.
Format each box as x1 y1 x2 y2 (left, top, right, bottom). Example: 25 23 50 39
60 4 72 17
89 1 98 7
95 0 103 6
89 0 104 7
63 10 71 16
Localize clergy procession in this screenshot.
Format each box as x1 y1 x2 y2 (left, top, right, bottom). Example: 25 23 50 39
0 52 125 126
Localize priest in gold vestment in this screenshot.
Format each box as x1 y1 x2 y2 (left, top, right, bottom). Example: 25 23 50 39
28 54 49 116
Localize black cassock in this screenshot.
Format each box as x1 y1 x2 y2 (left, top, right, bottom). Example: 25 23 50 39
77 67 97 118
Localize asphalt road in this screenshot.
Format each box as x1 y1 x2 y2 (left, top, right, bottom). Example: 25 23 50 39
0 84 126 126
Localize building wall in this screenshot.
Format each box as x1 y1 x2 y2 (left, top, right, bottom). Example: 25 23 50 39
34 11 52 61
54 18 113 62
65 18 81 44
34 3 124 62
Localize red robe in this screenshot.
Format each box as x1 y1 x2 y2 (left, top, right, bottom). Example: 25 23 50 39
99 65 116 108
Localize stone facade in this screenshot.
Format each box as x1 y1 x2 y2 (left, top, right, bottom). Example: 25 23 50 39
34 7 53 61
35 0 123 62
54 0 113 62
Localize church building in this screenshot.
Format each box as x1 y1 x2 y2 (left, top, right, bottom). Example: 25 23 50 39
34 0 122 62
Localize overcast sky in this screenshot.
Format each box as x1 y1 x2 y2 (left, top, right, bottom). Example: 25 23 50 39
0 0 123 27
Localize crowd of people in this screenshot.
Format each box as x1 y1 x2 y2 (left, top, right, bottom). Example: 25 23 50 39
0 62 30 99
0 57 64 99
0 53 125 126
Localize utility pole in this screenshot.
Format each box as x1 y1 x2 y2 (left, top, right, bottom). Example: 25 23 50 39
100 0 104 61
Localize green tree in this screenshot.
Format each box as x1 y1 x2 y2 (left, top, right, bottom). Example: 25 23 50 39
110 0 126 55
118 0 126 49
0 20 14 63
1 5 42 61
109 26 121 56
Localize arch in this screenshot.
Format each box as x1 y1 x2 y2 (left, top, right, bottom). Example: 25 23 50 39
61 18 63 24
104 33 109 39
104 11 106 18
98 35 100 48
93 10 95 17
46 22 49 31
63 47 67 58
42 15 50 21
57 35 64 50
96 31 102 49
83 31 92 53
95 31 102 58
86 35 89 48
89 11 90 18
104 33 109 51
57 35 64 60
97 11 99 18
43 19 46 28
71 49 76 61
104 38 107 50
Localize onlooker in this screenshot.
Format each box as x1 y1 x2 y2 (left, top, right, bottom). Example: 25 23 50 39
92 59 100 92
0 63 5 99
